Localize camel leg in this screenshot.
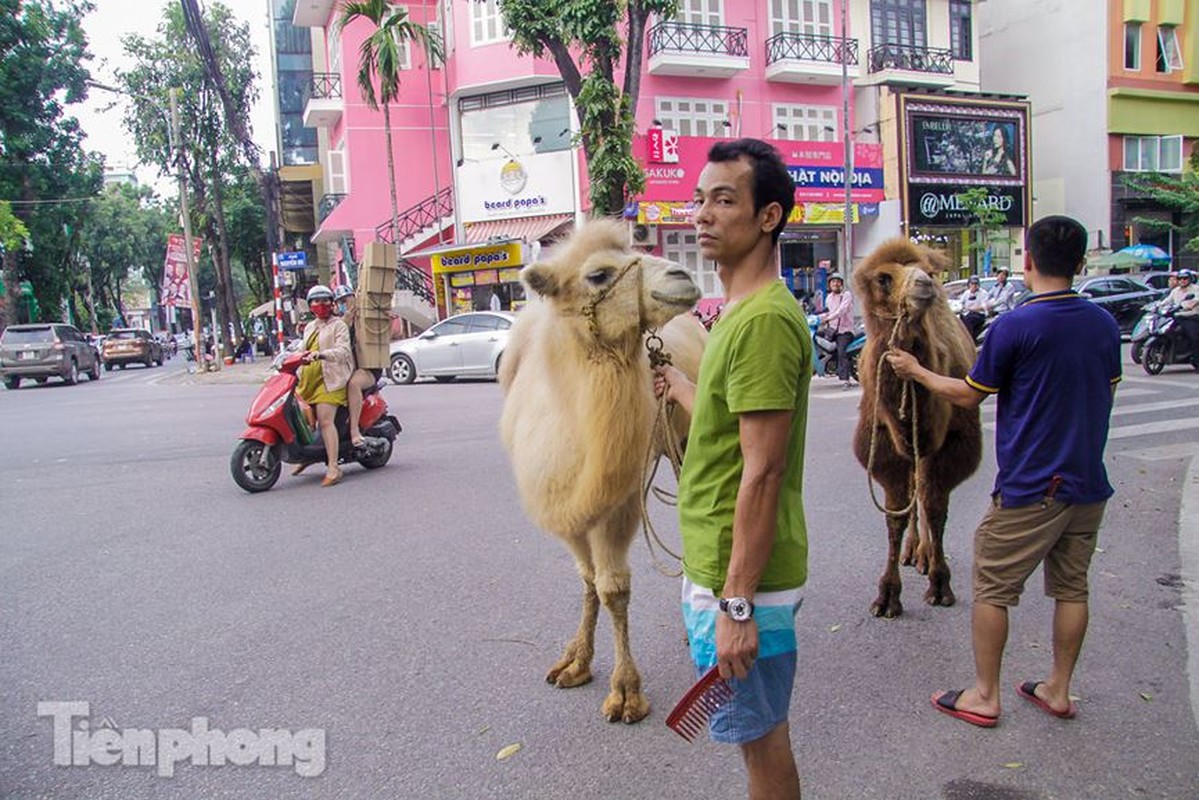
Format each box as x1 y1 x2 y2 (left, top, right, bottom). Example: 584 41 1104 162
590 504 650 724
919 484 955 608
871 475 911 619
546 538 597 689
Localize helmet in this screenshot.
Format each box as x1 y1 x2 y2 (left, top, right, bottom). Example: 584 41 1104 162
306 284 334 303
967 275 981 285
333 285 354 300
827 273 843 284
1179 269 1196 282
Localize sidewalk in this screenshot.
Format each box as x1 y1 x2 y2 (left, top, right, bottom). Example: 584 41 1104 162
157 359 274 386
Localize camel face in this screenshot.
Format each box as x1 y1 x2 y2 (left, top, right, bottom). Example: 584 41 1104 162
853 239 949 329
522 220 700 344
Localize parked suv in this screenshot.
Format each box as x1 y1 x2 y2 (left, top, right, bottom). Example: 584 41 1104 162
102 328 164 370
1074 275 1164 336
0 323 102 389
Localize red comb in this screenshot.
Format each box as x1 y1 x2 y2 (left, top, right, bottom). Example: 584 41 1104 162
665 666 734 741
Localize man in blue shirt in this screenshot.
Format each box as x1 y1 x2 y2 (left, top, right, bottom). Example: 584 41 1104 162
886 216 1121 727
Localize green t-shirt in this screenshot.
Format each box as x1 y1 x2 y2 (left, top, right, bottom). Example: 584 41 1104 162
678 280 811 593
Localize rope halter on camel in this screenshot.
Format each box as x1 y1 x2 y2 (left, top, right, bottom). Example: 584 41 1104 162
640 329 686 577
580 256 643 360
865 308 923 535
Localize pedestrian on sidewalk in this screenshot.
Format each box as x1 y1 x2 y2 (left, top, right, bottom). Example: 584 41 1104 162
818 273 855 388
885 215 1121 728
655 138 810 799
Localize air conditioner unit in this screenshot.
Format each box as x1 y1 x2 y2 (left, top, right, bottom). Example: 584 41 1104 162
630 223 659 247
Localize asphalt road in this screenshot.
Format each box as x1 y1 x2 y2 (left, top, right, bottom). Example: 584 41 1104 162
1 354 1197 799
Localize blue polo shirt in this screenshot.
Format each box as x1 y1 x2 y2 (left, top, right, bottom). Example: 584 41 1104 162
966 290 1121 507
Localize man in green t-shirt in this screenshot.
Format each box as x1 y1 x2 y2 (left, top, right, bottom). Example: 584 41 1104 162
656 138 810 799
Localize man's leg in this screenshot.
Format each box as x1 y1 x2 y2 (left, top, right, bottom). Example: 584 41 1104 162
741 721 800 800
969 602 1009 714
835 333 851 383
1030 599 1088 713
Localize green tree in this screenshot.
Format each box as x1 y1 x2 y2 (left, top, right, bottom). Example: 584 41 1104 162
0 0 102 327
1123 150 1199 255
337 0 442 244
957 186 1009 270
498 0 678 216
0 200 31 327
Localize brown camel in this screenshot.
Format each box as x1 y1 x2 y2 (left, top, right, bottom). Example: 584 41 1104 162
499 219 705 723
852 239 983 619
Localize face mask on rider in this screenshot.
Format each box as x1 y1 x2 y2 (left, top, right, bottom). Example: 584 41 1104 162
337 302 347 315
312 301 333 320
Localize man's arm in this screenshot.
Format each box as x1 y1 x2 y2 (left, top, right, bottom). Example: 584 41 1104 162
717 408 792 680
885 348 987 409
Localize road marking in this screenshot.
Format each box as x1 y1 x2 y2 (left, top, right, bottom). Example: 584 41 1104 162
1113 387 1162 399
1116 442 1199 461
1122 374 1199 390
1108 417 1199 440
1112 397 1199 417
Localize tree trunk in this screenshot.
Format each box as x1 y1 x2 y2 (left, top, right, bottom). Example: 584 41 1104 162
208 154 244 344
2 247 18 328
383 101 399 245
202 216 234 358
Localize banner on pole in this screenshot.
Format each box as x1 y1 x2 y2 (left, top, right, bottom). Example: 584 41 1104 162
161 233 200 307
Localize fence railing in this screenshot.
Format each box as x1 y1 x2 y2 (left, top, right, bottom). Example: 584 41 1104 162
396 258 435 305
647 20 749 58
866 43 954 75
307 72 342 101
317 193 346 224
765 32 858 66
374 186 454 246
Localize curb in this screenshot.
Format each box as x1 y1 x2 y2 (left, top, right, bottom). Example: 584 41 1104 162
1180 454 1199 733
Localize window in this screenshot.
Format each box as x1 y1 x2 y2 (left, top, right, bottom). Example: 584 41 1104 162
460 86 571 161
773 104 838 141
433 317 472 335
870 0 927 48
662 230 720 297
328 20 342 77
770 0 833 37
1123 135 1183 172
654 97 729 137
674 0 722 26
428 20 444 68
327 141 349 194
470 0 509 46
1124 22 1141 70
949 0 971 60
1156 26 1184 73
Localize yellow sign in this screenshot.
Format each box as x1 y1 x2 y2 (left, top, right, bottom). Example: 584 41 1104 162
431 241 523 274
788 203 859 224
637 201 695 225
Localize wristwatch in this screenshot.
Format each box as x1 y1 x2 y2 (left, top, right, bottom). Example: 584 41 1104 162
718 596 755 622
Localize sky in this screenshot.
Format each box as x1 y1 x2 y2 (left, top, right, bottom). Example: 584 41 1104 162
74 0 278 195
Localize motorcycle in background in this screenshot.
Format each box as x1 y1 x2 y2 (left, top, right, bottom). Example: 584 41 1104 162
1140 307 1195 375
807 315 865 381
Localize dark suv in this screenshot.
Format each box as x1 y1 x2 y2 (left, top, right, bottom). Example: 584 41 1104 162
0 323 102 389
102 328 164 370
1074 275 1165 335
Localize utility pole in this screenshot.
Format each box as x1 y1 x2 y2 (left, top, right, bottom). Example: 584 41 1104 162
169 88 210 372
841 0 853 282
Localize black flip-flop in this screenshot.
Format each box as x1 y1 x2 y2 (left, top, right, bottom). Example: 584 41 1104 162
1016 681 1077 719
931 690 999 728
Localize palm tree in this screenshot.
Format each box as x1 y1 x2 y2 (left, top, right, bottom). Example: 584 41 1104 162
336 1 443 246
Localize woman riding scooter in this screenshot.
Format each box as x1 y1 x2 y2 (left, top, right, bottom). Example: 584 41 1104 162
295 284 353 487
334 284 384 449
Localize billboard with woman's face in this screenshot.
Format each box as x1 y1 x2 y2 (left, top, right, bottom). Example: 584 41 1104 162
910 116 1021 179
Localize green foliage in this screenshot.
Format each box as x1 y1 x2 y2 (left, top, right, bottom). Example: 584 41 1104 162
956 186 1008 254
337 0 442 112
0 201 30 253
498 0 678 216
1122 151 1199 253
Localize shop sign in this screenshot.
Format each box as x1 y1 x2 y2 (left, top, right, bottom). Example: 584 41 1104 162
631 136 885 203
431 241 523 274
907 184 1025 227
647 128 679 163
637 201 695 225
902 98 1028 183
786 203 860 225
456 150 576 223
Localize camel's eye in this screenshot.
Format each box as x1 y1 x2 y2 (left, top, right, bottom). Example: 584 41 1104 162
878 273 893 291
585 269 612 287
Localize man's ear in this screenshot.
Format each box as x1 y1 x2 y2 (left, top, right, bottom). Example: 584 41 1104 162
522 262 559 297
759 201 783 236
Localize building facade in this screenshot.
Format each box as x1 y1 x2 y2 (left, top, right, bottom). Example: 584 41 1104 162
293 0 994 323
979 0 1199 268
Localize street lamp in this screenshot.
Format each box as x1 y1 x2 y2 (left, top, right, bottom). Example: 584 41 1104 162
87 80 209 372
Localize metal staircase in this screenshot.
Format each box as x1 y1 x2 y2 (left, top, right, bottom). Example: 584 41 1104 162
374 188 453 331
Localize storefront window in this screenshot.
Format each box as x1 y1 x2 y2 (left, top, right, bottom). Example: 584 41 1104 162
460 88 572 162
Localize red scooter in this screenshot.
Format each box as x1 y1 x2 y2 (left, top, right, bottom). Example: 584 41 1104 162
230 353 401 493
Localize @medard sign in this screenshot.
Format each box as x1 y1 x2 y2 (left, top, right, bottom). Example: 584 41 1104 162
908 184 1025 227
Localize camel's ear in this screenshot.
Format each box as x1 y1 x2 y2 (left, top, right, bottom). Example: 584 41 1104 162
922 248 951 274
522 262 559 297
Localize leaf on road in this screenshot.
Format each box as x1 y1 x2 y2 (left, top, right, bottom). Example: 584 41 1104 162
496 743 523 761
1095 547 1105 554
1140 692 1153 702
476 725 490 736
829 624 842 633
1002 762 1024 770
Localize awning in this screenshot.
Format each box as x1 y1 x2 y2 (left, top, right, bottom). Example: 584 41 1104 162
464 213 574 244
249 299 275 317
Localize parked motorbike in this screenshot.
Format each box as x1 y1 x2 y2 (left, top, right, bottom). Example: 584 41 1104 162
807 315 865 381
1140 307 1195 375
230 353 402 493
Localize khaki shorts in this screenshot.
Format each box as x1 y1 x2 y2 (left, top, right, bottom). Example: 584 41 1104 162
973 497 1107 607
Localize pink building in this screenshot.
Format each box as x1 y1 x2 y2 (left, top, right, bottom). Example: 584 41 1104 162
293 0 984 324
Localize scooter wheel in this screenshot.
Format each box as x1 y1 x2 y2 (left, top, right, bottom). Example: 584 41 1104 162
1142 340 1167 376
358 437 393 469
1131 342 1143 365
231 439 282 492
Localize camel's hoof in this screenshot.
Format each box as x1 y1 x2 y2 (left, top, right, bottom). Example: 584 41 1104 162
925 585 956 607
870 598 904 619
546 661 593 688
602 689 650 724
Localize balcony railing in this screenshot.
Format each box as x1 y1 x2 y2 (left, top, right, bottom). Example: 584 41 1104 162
307 72 342 101
396 258 434 305
765 32 858 66
866 43 954 75
374 186 454 246
317 193 346 224
648 20 749 58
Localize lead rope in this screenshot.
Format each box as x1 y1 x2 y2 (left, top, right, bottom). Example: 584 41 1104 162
864 314 922 534
640 331 686 578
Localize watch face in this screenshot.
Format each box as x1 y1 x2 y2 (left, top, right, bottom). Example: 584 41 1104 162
721 597 753 621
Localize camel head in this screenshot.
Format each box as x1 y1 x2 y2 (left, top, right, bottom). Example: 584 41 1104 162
521 219 701 348
853 238 952 336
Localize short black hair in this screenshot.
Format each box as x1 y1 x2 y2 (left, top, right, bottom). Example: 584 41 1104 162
707 138 795 244
1026 215 1087 279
